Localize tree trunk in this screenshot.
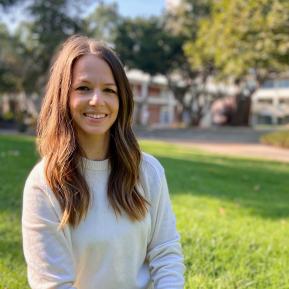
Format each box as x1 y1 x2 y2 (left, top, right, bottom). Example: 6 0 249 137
231 93 251 126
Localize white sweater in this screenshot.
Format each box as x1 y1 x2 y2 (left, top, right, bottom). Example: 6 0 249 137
22 152 185 289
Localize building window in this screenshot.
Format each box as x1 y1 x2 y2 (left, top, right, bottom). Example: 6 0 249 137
261 79 289 89
279 98 289 105
257 98 273 104
276 80 289 88
261 80 274 88
160 107 170 124
257 115 272 124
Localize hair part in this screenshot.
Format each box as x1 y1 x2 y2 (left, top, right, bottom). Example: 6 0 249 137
37 35 149 229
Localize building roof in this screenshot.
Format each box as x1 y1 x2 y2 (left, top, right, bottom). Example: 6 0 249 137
125 69 167 86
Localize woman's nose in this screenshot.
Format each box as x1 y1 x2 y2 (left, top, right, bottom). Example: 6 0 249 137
89 90 103 106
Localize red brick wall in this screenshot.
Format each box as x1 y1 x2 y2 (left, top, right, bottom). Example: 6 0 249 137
148 105 160 125
148 86 161 97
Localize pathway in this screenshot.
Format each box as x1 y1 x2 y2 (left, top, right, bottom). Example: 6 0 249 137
135 127 289 163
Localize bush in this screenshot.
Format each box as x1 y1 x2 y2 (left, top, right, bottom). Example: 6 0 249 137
2 111 15 121
260 130 289 149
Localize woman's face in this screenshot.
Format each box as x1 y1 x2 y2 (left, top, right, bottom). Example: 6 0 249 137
69 54 119 144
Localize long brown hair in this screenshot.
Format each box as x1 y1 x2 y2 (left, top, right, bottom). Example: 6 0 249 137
37 35 149 228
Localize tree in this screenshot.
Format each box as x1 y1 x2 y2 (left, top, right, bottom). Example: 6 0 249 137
0 23 23 93
22 0 84 94
114 17 178 124
84 1 121 44
0 22 33 130
1 0 98 95
0 0 20 8
185 0 289 125
164 0 215 125
114 9 216 126
0 0 95 130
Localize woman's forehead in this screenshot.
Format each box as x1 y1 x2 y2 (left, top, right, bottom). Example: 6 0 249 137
72 54 116 84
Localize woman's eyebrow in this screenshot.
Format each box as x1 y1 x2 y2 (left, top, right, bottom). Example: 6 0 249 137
104 83 117 87
72 79 90 85
73 78 116 87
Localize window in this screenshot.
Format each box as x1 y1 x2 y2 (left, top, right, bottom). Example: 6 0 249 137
257 115 273 124
279 98 289 105
276 80 289 88
258 98 273 104
261 79 289 89
261 80 274 88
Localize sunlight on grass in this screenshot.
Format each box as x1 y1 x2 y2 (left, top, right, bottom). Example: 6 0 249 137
0 135 289 288
140 139 289 289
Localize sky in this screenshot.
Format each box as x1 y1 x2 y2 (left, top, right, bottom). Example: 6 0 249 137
0 0 166 32
104 0 166 17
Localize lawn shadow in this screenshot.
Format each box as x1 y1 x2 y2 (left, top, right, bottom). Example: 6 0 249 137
156 154 289 220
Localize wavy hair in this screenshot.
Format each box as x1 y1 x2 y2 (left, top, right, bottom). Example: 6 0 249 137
37 35 149 229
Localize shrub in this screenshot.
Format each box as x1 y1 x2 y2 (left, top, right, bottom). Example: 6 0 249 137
260 130 289 149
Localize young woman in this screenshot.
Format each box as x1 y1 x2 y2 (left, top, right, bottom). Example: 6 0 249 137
22 35 185 289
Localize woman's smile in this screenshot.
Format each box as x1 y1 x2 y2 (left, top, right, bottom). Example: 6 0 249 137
83 113 108 120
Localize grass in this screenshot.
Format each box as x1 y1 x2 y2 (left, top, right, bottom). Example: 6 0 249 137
1 135 289 288
261 130 289 149
0 135 38 289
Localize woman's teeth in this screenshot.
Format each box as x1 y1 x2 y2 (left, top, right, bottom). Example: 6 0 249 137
84 113 107 119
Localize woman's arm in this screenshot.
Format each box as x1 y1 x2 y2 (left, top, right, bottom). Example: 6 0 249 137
147 169 185 289
22 167 77 289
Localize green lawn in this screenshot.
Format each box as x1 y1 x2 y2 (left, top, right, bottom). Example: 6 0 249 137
1 135 289 289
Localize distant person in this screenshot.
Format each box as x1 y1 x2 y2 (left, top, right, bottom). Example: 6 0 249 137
22 35 185 289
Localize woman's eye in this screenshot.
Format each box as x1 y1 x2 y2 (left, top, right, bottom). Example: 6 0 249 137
104 88 117 94
76 86 90 91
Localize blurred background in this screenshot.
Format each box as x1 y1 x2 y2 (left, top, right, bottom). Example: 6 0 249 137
1 2 289 288
0 0 289 147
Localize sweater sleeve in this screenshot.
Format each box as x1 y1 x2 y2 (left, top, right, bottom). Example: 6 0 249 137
22 165 77 289
146 168 185 289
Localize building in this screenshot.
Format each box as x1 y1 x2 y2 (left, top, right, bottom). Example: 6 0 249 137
251 78 289 125
126 69 178 127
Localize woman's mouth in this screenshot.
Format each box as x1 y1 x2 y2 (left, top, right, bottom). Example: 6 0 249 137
83 113 108 120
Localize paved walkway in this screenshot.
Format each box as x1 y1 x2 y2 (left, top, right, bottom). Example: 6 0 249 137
136 127 289 163
168 141 289 163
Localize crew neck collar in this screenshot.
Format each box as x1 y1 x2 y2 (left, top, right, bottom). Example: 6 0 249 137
81 157 109 171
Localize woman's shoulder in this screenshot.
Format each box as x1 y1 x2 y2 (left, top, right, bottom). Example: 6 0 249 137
140 152 165 187
25 158 46 188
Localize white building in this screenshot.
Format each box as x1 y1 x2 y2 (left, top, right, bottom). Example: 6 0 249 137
251 78 289 125
126 69 178 127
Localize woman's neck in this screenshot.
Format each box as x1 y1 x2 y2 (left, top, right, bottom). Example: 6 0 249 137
77 133 110 161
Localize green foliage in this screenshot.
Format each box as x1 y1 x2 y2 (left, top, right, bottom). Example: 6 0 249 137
182 0 289 126
165 0 212 39
0 0 86 94
84 2 120 44
166 0 214 75
1 135 289 288
0 23 23 92
164 0 217 126
261 130 289 148
115 17 173 75
114 14 202 125
186 0 289 80
2 111 14 121
0 0 21 7
21 0 84 93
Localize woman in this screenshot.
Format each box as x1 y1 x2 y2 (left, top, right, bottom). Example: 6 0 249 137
22 35 185 289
